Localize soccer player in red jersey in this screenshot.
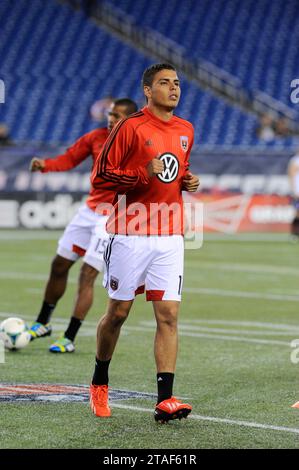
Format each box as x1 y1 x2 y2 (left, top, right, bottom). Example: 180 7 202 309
28 99 138 353
288 151 299 238
89 64 200 422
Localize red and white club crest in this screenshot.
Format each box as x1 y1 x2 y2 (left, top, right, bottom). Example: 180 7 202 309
180 136 188 152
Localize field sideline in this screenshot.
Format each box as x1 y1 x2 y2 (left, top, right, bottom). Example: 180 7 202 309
0 230 298 449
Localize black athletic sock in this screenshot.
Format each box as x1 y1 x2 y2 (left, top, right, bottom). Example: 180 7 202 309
64 316 82 342
157 372 174 404
92 357 111 386
291 217 299 236
36 301 56 325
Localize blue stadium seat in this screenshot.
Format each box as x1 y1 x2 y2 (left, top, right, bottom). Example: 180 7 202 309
0 0 298 148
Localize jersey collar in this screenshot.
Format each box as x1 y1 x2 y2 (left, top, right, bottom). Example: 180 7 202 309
142 106 175 127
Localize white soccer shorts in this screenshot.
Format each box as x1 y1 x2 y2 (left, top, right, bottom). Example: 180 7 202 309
103 235 184 301
57 204 109 272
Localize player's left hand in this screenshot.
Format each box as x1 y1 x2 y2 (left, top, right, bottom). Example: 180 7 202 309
29 157 45 172
183 172 200 192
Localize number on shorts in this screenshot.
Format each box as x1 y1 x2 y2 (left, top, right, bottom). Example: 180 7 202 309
178 275 183 295
95 238 109 254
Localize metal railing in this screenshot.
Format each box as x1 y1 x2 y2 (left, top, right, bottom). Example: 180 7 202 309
61 0 299 132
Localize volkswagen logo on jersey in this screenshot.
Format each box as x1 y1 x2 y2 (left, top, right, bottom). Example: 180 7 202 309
157 153 179 183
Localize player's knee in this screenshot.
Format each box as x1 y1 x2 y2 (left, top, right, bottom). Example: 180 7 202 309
156 305 178 330
51 255 72 277
107 301 130 327
79 263 98 287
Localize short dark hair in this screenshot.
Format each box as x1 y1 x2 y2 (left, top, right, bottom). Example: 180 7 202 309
142 63 177 88
113 98 138 115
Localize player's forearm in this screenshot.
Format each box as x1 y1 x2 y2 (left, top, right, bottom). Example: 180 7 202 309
42 153 87 172
92 166 149 191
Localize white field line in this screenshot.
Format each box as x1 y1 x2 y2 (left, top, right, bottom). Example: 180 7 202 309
175 332 290 346
3 250 297 276
0 313 296 346
139 321 299 337
185 261 299 276
2 313 297 335
0 272 78 283
177 326 298 337
1 377 297 435
26 288 44 295
184 319 299 332
125 326 291 346
0 272 63 282
2 240 296 280
0 253 50 262
202 233 291 242
1 271 298 302
0 231 63 240
0 231 290 243
184 287 299 302
112 403 299 435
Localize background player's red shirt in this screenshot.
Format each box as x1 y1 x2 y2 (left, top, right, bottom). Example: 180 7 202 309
91 107 194 235
41 128 115 211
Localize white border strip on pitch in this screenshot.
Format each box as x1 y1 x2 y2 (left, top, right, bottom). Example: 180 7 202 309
1 271 299 302
184 287 299 302
139 318 299 337
2 312 298 334
0 230 63 240
0 313 295 346
125 326 290 346
112 403 299 435
0 231 290 242
203 233 291 242
0 272 79 284
184 319 299 331
185 260 299 276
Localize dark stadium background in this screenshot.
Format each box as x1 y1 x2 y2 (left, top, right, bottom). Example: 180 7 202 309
1 0 299 232
0 0 299 452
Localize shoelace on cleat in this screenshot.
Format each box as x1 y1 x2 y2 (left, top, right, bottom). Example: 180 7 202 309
94 387 108 406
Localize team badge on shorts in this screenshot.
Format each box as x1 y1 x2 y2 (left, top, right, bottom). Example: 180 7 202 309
180 136 188 152
110 276 119 291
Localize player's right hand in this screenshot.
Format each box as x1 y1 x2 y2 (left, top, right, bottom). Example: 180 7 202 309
146 158 164 177
29 158 45 172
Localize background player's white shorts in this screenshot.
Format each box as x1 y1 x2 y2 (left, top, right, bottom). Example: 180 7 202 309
289 154 299 196
57 204 109 272
103 235 184 301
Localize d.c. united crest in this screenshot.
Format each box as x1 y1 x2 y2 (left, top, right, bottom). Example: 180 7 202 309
110 276 119 291
180 136 188 152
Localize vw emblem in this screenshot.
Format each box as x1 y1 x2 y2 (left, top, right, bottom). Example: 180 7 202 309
157 153 179 183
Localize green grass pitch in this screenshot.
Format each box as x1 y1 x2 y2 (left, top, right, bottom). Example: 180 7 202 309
0 230 298 449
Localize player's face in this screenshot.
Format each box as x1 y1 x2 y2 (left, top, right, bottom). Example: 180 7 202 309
144 69 181 110
107 105 128 131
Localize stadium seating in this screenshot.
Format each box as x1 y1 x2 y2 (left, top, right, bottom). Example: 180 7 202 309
104 0 299 109
0 0 298 147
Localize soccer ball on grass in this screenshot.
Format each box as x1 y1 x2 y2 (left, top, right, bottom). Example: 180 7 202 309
0 317 31 350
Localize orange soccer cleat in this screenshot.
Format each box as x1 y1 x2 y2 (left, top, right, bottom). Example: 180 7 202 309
89 384 111 417
154 396 192 423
